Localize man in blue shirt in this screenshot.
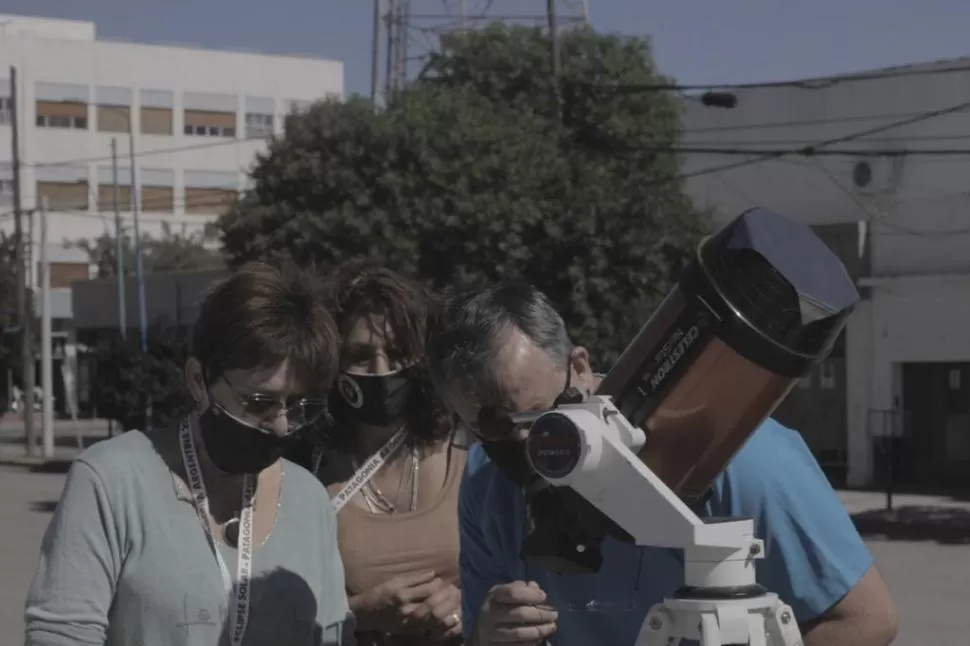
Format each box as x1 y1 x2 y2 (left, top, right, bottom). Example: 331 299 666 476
427 281 897 646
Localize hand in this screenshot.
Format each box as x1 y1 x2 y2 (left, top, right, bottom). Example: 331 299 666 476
416 583 463 641
476 581 558 645
350 571 448 634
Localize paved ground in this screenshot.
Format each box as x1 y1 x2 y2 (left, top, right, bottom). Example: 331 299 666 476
0 464 69 646
0 415 114 464
0 454 967 645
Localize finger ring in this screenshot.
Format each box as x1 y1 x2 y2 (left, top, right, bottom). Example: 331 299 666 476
450 612 461 626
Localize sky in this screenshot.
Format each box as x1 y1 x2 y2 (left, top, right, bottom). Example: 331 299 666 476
3 0 970 98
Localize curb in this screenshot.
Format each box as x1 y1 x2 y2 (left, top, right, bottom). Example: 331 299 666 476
851 507 970 544
0 449 82 469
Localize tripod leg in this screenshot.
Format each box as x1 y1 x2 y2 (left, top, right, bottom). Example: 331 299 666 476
638 606 675 646
763 604 804 646
747 612 767 646
699 613 723 646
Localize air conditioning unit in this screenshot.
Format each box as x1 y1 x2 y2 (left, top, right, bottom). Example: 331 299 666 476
850 155 903 195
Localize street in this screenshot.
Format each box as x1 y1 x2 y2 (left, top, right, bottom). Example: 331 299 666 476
0 462 967 645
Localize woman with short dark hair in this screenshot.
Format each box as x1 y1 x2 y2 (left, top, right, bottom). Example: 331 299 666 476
293 260 464 646
25 262 355 646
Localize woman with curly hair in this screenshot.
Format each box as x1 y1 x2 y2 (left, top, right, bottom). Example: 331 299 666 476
293 260 465 646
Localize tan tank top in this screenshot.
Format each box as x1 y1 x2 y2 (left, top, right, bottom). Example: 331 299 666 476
330 449 467 646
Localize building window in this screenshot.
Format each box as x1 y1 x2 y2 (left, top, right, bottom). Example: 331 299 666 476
184 109 236 138
97 105 130 133
36 100 88 130
0 179 12 203
950 368 962 390
184 187 236 214
245 113 274 138
36 180 89 210
287 99 314 115
96 183 132 212
49 262 90 289
140 89 175 136
142 185 175 212
140 107 172 135
0 97 11 125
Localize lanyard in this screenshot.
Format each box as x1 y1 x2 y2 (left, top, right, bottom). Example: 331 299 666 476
331 426 408 512
178 417 256 646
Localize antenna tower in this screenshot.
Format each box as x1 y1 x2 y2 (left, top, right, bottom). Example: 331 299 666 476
372 0 589 104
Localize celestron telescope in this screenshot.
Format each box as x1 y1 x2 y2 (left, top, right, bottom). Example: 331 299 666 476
520 207 860 646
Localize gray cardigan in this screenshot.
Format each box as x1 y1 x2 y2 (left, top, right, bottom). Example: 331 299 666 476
24 429 354 646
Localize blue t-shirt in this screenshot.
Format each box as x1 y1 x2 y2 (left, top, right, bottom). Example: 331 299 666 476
458 418 873 646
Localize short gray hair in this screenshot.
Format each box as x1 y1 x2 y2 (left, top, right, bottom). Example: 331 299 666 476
427 281 572 409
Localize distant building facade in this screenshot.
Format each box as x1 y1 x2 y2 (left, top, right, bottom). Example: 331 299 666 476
0 14 342 410
682 57 970 489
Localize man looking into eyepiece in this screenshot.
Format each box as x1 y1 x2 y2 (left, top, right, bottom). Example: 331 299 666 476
426 281 898 646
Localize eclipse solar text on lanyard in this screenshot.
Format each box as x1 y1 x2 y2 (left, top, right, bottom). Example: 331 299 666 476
331 425 408 512
178 417 256 646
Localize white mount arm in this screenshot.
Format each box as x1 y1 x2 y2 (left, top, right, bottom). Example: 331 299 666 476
524 395 805 645
525 395 762 590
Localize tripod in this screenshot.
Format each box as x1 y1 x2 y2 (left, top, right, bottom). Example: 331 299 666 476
638 591 804 646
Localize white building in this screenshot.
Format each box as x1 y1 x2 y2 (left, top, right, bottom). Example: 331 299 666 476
681 57 970 490
0 13 343 302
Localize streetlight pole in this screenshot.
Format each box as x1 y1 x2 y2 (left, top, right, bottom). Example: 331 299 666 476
39 196 53 459
126 116 150 432
10 66 36 455
110 138 127 339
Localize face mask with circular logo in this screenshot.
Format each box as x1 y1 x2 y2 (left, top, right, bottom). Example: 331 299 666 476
335 367 415 427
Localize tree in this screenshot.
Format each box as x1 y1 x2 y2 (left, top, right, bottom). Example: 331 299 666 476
0 231 18 327
91 327 191 431
219 25 710 362
0 231 22 370
72 222 225 279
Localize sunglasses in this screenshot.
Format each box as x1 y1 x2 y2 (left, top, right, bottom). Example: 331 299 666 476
222 377 328 433
469 364 583 442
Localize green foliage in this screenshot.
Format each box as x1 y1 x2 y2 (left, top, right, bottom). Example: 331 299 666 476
72 222 225 279
0 231 29 369
219 25 711 363
91 327 191 431
0 231 18 328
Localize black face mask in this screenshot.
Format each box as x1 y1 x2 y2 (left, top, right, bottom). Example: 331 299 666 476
335 367 414 427
478 367 585 487
198 403 297 475
481 439 535 486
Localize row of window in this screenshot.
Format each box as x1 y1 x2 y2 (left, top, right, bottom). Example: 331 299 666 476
0 82 329 138
34 180 237 215
26 101 272 140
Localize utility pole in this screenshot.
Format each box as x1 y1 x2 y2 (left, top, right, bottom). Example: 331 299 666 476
546 0 564 120
39 197 53 459
384 0 398 101
394 0 410 91
111 138 126 339
127 120 151 432
371 0 385 107
9 66 36 455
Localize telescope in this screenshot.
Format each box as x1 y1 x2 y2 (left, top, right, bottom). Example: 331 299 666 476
518 207 859 646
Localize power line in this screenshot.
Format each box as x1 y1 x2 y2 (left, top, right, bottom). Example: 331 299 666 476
25 134 270 170
782 157 970 238
684 109 943 135
666 97 970 185
608 61 970 93
651 146 970 157
682 133 970 147
2 188 241 228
